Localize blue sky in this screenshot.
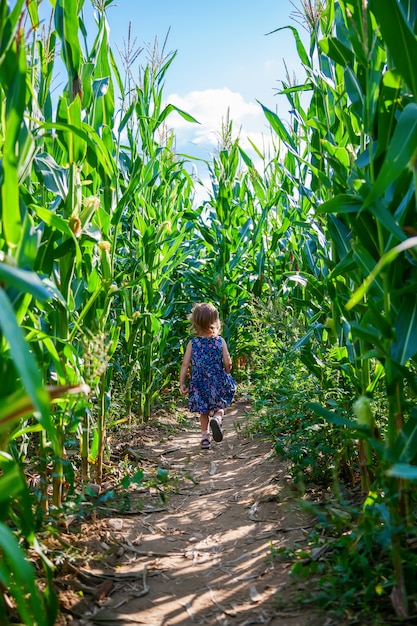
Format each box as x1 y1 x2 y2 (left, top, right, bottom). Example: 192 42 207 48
33 0 310 196
102 1 309 137
97 0 310 195
109 1 307 101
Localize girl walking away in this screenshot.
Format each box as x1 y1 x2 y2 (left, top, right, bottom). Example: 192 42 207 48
180 303 237 450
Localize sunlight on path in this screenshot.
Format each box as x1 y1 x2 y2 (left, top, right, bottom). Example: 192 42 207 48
66 401 333 626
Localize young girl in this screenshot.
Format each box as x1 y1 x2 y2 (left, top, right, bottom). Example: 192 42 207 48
180 302 237 450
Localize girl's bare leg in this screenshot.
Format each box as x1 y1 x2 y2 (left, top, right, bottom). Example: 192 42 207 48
200 412 209 435
200 412 211 449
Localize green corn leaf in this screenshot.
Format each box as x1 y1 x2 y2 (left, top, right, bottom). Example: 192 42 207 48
0 462 25 503
68 285 104 341
80 61 94 110
268 25 311 67
92 76 111 99
376 69 403 158
118 100 136 135
32 204 73 237
67 96 87 162
54 0 82 81
24 327 67 380
386 463 417 480
279 82 313 96
35 121 117 178
306 402 370 436
347 236 417 309
0 0 25 64
34 153 68 196
363 103 417 208
88 427 99 463
350 322 386 352
370 0 417 98
156 51 178 84
2 25 26 248
0 290 58 448
327 214 353 260
317 194 361 215
0 454 37 546
156 103 200 128
0 262 60 302
89 12 115 129
344 65 364 118
368 201 407 242
391 296 417 365
259 102 297 150
319 36 355 66
367 361 385 395
351 245 384 298
366 301 394 337
328 252 357 279
238 146 255 169
10 422 43 440
393 414 417 464
0 522 48 626
26 0 39 29
16 121 36 183
320 140 350 168
108 46 124 97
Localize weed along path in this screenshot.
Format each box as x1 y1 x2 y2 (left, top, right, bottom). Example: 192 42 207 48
61 401 338 626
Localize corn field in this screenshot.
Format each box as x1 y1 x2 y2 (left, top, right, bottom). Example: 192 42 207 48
2 0 417 622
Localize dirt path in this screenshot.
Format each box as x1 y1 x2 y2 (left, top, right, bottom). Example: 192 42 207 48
61 401 332 626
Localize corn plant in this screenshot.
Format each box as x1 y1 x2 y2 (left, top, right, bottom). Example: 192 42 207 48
110 41 198 421
31 2 121 492
0 0 105 619
264 0 417 616
173 118 276 359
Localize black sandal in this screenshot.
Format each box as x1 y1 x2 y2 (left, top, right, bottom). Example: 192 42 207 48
200 437 211 450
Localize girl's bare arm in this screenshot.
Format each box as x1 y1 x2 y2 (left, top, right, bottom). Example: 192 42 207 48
222 338 232 373
179 341 192 394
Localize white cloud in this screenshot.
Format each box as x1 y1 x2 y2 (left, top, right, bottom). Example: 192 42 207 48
165 87 270 153
162 87 284 204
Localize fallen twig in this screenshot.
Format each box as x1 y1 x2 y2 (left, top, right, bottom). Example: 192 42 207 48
96 506 168 516
67 561 151 584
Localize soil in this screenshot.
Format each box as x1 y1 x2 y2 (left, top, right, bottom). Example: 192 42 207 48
54 400 348 626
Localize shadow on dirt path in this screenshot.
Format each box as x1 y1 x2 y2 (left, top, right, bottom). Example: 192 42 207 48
60 400 338 626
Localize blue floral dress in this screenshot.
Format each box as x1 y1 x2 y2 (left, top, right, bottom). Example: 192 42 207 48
188 336 237 414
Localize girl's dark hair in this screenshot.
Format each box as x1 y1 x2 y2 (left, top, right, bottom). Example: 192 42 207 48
189 302 221 335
